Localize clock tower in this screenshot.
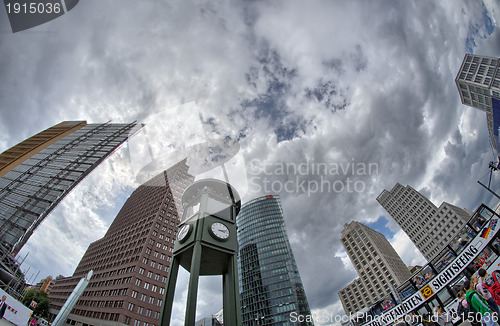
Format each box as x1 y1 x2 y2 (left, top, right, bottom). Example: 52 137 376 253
159 179 242 326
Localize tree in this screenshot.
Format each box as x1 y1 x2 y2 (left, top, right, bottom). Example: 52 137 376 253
22 288 37 306
23 289 50 318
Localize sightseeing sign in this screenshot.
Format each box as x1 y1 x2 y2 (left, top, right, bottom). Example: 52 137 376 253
363 217 499 326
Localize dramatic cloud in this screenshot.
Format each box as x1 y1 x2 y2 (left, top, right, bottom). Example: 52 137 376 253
1 0 499 325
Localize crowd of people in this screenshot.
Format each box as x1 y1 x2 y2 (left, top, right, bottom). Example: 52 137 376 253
413 270 436 289
453 268 500 326
399 267 500 326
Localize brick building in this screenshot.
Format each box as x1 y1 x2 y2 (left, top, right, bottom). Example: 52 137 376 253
49 159 193 326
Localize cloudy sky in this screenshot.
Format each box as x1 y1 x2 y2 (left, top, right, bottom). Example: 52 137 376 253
2 0 500 324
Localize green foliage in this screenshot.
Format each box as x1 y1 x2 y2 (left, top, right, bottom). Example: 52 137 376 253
22 289 37 306
23 289 50 318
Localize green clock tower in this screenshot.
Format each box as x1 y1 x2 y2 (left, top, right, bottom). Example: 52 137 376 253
159 178 242 326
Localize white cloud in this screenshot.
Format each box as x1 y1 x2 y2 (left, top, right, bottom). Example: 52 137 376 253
1 0 499 321
389 230 427 267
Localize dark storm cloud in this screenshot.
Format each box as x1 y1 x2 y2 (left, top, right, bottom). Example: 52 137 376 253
0 0 499 324
241 0 498 317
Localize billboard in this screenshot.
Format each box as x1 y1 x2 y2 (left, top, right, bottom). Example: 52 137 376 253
491 97 500 154
0 289 32 326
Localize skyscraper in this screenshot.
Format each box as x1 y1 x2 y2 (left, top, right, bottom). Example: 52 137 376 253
377 183 471 260
455 54 500 152
237 195 313 326
338 221 412 315
49 160 194 326
0 121 141 254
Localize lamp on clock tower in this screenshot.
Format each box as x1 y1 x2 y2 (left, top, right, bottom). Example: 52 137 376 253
159 179 242 326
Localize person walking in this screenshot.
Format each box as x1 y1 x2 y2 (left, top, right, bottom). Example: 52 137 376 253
477 269 500 316
0 295 7 319
465 280 497 326
457 290 481 326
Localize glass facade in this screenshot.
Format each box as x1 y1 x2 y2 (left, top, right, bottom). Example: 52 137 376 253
237 195 313 326
0 121 141 253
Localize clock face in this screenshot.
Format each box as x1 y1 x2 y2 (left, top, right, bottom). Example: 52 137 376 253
177 224 191 243
210 222 230 241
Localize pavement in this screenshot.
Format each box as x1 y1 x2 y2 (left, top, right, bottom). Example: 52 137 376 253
0 319 16 326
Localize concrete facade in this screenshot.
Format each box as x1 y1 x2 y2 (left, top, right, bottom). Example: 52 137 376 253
338 221 412 315
377 183 470 260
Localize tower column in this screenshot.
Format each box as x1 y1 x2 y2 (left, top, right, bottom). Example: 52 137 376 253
184 242 203 326
159 255 180 326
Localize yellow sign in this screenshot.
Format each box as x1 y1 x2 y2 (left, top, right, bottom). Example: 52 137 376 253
420 285 434 299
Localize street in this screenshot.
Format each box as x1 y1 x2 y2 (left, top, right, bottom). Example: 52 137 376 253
0 319 15 326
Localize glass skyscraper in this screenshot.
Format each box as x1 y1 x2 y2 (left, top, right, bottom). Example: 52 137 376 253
237 195 313 326
0 121 141 254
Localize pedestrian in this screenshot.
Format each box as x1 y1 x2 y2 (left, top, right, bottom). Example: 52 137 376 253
457 291 481 326
432 306 453 326
0 295 7 319
464 279 496 326
477 268 500 316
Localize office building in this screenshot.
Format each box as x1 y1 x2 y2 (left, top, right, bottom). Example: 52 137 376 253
48 160 194 326
455 54 500 152
338 221 412 315
32 276 56 294
339 278 371 316
237 195 313 326
377 183 471 260
0 121 141 254
195 316 222 326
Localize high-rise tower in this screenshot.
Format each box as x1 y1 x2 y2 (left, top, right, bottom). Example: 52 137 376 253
49 160 194 326
0 121 141 254
237 195 313 326
338 221 412 315
377 183 471 260
455 54 500 152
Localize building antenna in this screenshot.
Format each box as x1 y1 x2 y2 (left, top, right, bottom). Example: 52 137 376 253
478 158 500 199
